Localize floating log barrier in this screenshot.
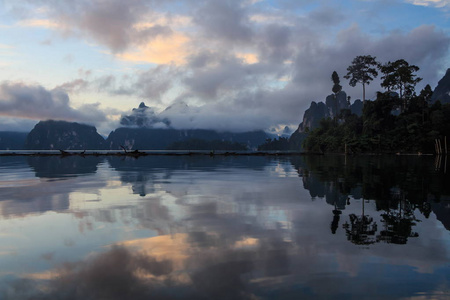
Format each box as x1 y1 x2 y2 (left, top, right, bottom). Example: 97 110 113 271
0 150 306 157
59 149 69 156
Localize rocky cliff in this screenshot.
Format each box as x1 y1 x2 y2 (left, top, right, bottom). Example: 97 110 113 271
25 120 106 150
294 91 362 133
431 68 450 104
120 102 170 128
288 91 363 150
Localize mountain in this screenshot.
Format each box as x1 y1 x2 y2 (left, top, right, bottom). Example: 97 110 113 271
431 68 450 104
120 102 170 128
25 120 106 150
295 91 362 133
287 91 362 150
0 132 28 150
106 128 268 150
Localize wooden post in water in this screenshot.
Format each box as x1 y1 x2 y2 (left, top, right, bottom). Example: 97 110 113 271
445 136 448 154
438 139 443 155
435 139 439 154
445 155 447 174
436 139 442 155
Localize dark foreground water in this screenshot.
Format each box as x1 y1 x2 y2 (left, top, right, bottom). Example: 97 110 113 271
0 155 449 299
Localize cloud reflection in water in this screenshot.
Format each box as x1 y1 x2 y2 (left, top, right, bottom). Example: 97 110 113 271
0 155 449 299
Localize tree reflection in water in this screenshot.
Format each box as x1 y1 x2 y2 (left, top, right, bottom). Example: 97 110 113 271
343 198 378 245
377 199 420 244
289 155 447 246
343 213 378 245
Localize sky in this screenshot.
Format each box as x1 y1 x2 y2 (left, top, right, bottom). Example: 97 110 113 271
0 0 449 135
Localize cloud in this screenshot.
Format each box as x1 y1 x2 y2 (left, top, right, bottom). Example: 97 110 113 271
3 0 450 133
287 23 450 105
405 0 450 9
18 246 175 300
54 20 450 133
192 0 254 44
116 32 190 65
56 65 180 102
0 82 107 125
55 78 89 93
10 0 176 54
18 18 60 29
51 0 168 53
333 24 450 91
0 117 37 132
307 5 347 27
256 23 294 64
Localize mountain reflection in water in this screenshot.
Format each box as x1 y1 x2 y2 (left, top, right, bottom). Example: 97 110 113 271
0 155 449 299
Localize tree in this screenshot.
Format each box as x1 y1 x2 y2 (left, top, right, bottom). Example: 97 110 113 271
419 84 433 123
331 71 342 122
331 71 342 94
379 59 422 111
419 84 433 103
344 55 379 103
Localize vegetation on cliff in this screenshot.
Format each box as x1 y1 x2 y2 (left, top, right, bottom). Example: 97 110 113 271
302 56 450 154
303 92 449 153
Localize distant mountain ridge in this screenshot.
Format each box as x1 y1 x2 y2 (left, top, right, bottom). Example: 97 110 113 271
106 127 268 150
18 120 268 150
0 132 28 150
3 69 450 151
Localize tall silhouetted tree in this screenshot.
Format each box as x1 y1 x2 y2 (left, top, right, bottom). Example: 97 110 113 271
344 55 379 103
380 59 422 111
419 84 433 123
332 71 342 94
331 71 342 122
419 84 433 102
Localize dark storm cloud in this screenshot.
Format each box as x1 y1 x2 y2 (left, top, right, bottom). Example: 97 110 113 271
0 82 107 124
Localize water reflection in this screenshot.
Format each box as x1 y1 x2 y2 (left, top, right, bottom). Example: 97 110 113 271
0 156 107 218
107 156 271 196
291 155 450 243
0 155 449 299
28 156 104 178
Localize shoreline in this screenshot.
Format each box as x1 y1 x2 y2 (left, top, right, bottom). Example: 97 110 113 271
0 150 441 157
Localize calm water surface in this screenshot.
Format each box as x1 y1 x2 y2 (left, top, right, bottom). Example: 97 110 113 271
0 155 449 299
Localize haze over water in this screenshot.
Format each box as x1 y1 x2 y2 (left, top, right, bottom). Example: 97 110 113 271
0 155 449 299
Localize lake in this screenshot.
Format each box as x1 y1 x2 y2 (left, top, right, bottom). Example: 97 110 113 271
0 155 449 299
